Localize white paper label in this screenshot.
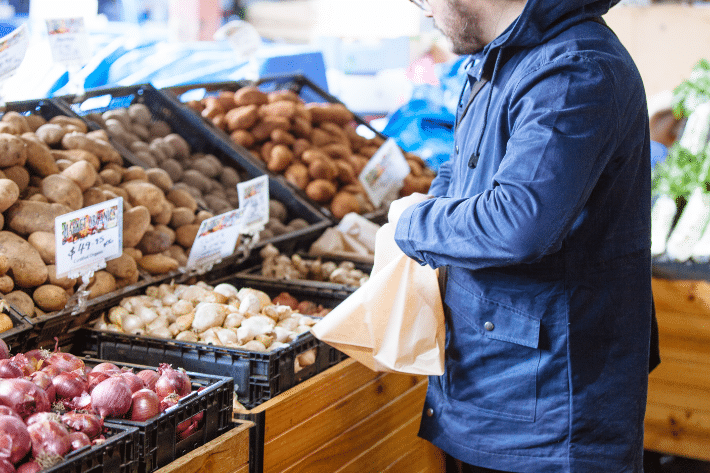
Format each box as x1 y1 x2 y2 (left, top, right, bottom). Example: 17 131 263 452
0 24 29 82
237 175 270 233
55 198 123 279
359 138 411 208
186 208 245 271
46 18 91 68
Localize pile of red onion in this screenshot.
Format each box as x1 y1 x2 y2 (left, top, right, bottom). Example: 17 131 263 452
0 338 197 471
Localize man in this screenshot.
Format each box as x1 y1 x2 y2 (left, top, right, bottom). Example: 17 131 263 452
389 0 657 471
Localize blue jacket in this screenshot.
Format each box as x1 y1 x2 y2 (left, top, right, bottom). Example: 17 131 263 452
394 1 652 471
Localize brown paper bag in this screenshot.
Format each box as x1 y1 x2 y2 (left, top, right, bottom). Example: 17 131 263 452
311 223 445 375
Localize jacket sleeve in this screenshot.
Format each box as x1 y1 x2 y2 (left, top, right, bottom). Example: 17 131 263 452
427 160 452 197
394 57 634 270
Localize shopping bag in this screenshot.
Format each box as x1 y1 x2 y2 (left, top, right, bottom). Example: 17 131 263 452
311 223 445 375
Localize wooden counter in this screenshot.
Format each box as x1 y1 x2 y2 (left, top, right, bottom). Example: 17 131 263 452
235 358 445 473
645 278 710 461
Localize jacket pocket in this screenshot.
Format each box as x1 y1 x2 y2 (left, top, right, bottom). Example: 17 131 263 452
443 279 541 422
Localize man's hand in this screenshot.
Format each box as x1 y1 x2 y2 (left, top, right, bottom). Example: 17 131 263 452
388 192 433 225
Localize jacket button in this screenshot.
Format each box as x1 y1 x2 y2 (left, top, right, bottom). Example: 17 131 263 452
426 408 434 417
484 321 495 331
455 145 459 154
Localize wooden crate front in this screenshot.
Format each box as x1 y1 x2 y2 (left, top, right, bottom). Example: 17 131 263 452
645 279 710 461
155 420 253 473
235 358 445 473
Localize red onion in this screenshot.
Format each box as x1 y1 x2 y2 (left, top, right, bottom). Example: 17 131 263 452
130 389 160 422
0 407 21 421
136 370 159 391
16 461 41 473
177 417 199 441
90 378 132 418
0 414 31 463
0 360 23 379
0 379 50 418
61 392 92 413
68 431 91 451
51 372 87 400
28 372 56 404
27 420 71 458
154 365 191 400
89 363 120 376
159 393 179 412
86 372 110 393
25 412 61 427
60 412 103 440
45 352 83 374
39 365 61 380
0 459 14 473
0 341 8 361
118 372 145 394
8 355 32 377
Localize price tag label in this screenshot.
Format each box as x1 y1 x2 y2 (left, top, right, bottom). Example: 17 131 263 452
237 175 269 233
186 208 245 271
0 23 29 83
46 17 91 68
358 138 411 208
55 198 123 279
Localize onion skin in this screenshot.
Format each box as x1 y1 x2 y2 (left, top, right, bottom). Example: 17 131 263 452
136 370 159 391
28 372 56 404
39 365 61 380
16 460 41 473
154 365 191 401
51 372 87 400
86 372 110 393
89 363 120 376
0 379 50 419
130 389 160 422
0 407 21 421
90 378 132 418
0 414 31 464
118 372 145 394
68 431 91 451
60 412 103 440
27 420 71 458
0 360 23 379
0 459 14 473
45 352 84 374
0 341 8 361
25 412 61 427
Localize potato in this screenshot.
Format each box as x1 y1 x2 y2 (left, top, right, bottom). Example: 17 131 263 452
330 191 361 219
41 174 84 210
166 187 198 211
115 269 140 289
0 133 28 168
123 205 152 248
1 111 31 134
169 207 195 228
0 255 9 275
27 231 56 265
35 123 67 145
87 271 116 299
0 179 20 213
175 223 200 248
251 116 290 142
3 166 30 193
145 168 173 192
230 129 255 148
152 200 173 226
5 201 72 236
128 103 152 126
60 160 98 192
105 253 138 279
0 275 13 294
259 100 297 120
138 254 179 275
0 231 48 288
305 179 337 203
3 290 34 316
122 166 148 182
160 159 184 182
233 86 269 107
33 284 69 312
137 228 174 255
122 247 143 262
225 105 259 131
51 149 101 171
163 134 190 161
46 265 78 290
308 158 338 181
306 103 354 126
180 170 212 195
268 145 294 173
121 181 166 216
21 135 59 177
61 132 122 164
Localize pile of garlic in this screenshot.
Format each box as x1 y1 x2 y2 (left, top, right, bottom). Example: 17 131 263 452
93 281 321 352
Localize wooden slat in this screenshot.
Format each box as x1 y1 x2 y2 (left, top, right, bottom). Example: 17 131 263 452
645 422 710 462
648 378 710 413
652 279 710 315
280 379 429 473
655 309 710 342
658 336 710 364
645 403 710 439
263 374 424 472
154 420 252 473
648 358 710 390
384 438 446 473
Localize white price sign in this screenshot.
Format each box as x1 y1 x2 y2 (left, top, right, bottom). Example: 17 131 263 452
46 17 91 68
186 208 245 271
54 198 123 279
359 138 411 208
0 24 29 82
237 175 270 233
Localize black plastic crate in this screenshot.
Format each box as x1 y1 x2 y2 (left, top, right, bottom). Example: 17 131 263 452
75 276 348 409
72 356 235 473
42 423 140 473
162 75 394 223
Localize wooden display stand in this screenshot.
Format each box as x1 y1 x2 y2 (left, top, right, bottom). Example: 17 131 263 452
155 420 253 473
645 278 710 461
235 358 445 473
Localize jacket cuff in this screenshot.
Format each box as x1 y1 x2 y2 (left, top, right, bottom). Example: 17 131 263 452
394 203 424 264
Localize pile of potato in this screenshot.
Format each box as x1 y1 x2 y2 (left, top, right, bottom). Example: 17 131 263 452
184 86 437 219
83 103 312 240
93 280 329 354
